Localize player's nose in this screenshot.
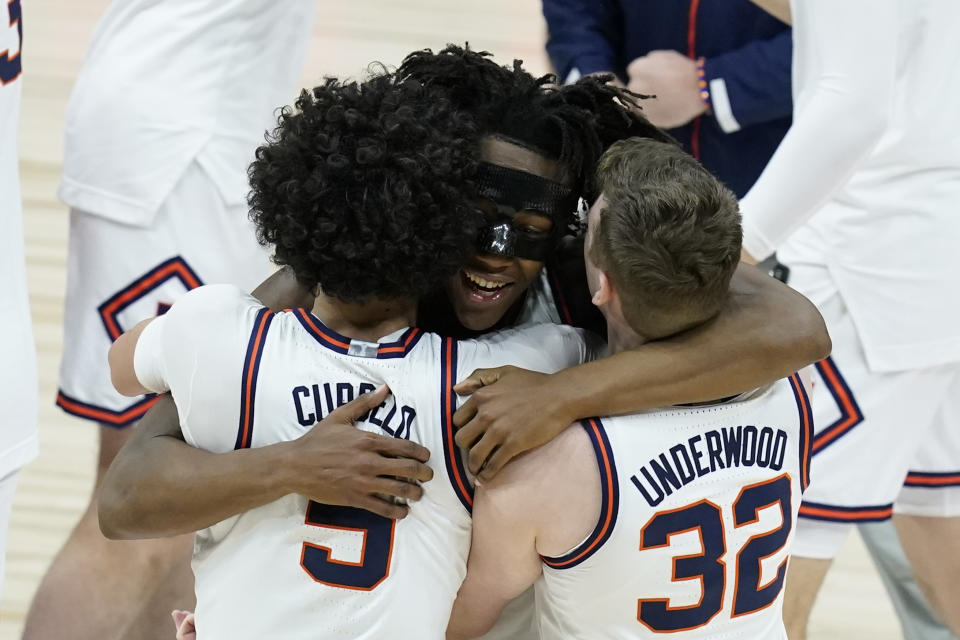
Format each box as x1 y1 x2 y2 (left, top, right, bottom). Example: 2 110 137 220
469 252 514 274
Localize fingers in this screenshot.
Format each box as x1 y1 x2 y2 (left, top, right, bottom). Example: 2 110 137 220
171 610 188 629
172 610 197 640
452 395 478 430
358 495 410 520
324 384 390 424
476 443 517 484
454 410 487 450
373 454 434 484
452 366 509 394
373 435 431 464
370 476 424 503
466 431 501 477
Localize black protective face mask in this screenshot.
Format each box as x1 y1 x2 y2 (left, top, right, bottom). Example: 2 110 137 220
473 162 579 261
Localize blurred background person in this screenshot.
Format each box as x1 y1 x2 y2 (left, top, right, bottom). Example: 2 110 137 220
541 0 792 197
740 1 960 639
22 1 316 638
0 0 39 603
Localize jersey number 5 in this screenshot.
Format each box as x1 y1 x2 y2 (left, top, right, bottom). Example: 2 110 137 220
638 474 792 633
300 501 396 591
1 0 22 85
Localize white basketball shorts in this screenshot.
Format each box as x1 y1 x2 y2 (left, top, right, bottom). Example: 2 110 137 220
787 265 960 559
57 161 273 427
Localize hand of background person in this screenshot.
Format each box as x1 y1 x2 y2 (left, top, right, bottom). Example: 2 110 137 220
453 366 576 482
172 610 196 640
627 50 707 129
281 385 434 519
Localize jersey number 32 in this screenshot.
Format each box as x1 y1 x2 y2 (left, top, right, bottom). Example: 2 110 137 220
638 474 792 633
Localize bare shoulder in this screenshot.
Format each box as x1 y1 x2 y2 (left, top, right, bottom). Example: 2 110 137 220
479 423 601 556
484 422 595 493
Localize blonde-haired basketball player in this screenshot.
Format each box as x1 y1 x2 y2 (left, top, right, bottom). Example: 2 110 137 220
448 138 812 640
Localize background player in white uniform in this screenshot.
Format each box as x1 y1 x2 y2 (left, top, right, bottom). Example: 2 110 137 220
0 0 38 603
27 1 317 638
107 69 595 639
448 138 812 640
738 1 960 637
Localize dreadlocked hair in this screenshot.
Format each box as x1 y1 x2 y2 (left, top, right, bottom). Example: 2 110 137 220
398 45 676 228
248 71 484 302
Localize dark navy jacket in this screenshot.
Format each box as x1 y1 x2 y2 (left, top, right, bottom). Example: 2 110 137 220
543 0 792 196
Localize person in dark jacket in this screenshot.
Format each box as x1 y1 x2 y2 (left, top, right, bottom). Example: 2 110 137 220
542 0 791 197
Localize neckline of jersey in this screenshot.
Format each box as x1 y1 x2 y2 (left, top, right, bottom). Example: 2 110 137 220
291 308 423 359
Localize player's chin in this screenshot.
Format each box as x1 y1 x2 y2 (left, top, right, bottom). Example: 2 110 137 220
448 274 519 332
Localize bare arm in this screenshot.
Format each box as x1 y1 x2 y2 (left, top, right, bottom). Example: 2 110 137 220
98 270 428 539
99 387 432 539
446 468 543 640
108 317 155 396
454 264 830 480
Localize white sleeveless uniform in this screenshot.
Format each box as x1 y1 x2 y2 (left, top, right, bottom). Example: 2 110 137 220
536 377 813 639
133 284 591 639
56 0 315 428
0 0 37 600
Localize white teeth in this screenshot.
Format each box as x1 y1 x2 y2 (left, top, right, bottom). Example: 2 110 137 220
465 271 508 290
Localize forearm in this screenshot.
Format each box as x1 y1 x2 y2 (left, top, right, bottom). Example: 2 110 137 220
557 266 830 418
98 398 296 539
446 593 506 640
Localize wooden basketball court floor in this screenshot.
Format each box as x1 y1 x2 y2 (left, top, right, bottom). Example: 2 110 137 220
4 0 903 637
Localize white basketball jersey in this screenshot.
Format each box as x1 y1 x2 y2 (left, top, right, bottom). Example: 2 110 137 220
133 284 592 639
515 270 562 327
536 377 813 639
59 0 316 224
0 0 38 477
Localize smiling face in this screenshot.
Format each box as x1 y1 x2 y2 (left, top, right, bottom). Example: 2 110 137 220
444 136 571 332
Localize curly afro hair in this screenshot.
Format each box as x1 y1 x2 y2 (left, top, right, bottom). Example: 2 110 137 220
248 71 484 302
398 45 676 222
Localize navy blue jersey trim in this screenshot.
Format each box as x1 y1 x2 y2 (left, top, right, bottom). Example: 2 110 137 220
292 309 422 359
788 374 814 491
235 308 274 450
440 338 473 513
542 417 619 569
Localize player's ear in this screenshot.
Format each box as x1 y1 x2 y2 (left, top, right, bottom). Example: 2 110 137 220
591 270 615 307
